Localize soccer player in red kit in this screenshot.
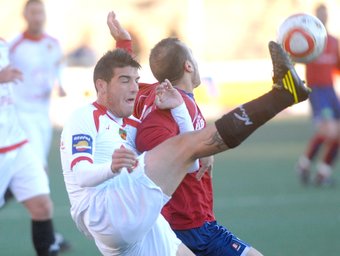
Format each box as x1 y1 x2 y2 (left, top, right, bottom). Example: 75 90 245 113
296 3 340 185
134 38 262 256
112 19 263 256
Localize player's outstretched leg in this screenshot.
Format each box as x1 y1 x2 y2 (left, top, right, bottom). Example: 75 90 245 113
269 41 310 104
214 41 311 150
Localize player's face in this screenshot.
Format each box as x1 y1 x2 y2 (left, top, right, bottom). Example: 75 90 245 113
104 66 139 118
24 2 46 35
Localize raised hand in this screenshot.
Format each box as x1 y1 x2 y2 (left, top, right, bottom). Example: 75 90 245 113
155 79 183 109
107 11 131 41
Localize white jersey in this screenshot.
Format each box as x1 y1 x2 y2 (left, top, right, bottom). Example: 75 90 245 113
60 102 139 212
60 102 182 255
0 39 27 151
9 32 62 112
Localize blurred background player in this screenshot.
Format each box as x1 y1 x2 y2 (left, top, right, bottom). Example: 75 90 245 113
296 3 340 186
9 0 66 171
109 11 263 256
8 0 70 250
0 38 60 256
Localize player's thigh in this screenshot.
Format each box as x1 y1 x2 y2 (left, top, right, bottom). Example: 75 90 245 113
85 166 168 246
144 127 218 196
246 247 263 256
177 243 195 256
9 144 50 204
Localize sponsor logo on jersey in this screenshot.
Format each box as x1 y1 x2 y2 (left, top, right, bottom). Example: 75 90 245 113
72 134 93 154
195 114 205 130
119 128 127 140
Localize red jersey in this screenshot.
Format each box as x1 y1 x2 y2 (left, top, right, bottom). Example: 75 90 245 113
135 89 215 230
306 34 340 87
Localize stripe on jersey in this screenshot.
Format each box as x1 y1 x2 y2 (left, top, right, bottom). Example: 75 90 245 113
0 140 28 153
124 118 140 128
71 156 93 170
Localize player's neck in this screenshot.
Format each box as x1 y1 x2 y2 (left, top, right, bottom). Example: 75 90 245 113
173 79 194 93
24 29 44 40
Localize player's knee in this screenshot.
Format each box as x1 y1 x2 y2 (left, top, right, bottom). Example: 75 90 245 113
319 121 338 140
24 195 53 220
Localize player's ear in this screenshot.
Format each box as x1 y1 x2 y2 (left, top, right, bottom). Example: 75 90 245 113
184 60 193 73
95 79 107 93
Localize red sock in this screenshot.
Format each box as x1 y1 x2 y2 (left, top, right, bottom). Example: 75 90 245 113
322 140 339 166
305 134 326 160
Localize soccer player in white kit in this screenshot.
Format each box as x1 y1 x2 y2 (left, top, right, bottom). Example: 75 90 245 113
9 0 65 169
60 16 311 254
0 38 60 256
60 49 196 255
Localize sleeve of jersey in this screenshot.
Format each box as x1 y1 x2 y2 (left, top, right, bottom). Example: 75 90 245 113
61 110 116 187
136 109 179 152
73 161 116 187
136 107 199 173
116 40 132 54
170 102 194 133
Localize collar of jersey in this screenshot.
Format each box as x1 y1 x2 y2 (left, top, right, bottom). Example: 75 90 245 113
177 88 194 99
23 31 45 41
93 101 124 126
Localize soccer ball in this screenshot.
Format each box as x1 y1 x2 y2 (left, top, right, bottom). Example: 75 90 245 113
277 13 327 63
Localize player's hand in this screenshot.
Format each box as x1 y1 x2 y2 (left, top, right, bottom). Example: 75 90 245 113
111 146 138 174
0 66 22 84
107 11 131 41
196 156 214 181
155 79 183 109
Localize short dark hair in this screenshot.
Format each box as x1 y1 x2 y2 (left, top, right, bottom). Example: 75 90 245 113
149 38 191 83
93 49 141 85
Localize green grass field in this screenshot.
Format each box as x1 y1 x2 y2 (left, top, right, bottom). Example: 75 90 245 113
1 117 339 256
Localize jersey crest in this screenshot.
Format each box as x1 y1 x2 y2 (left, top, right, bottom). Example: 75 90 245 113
119 128 127 140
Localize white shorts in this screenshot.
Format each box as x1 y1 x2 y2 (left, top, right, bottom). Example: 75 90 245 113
78 153 181 256
17 111 52 167
0 143 50 207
